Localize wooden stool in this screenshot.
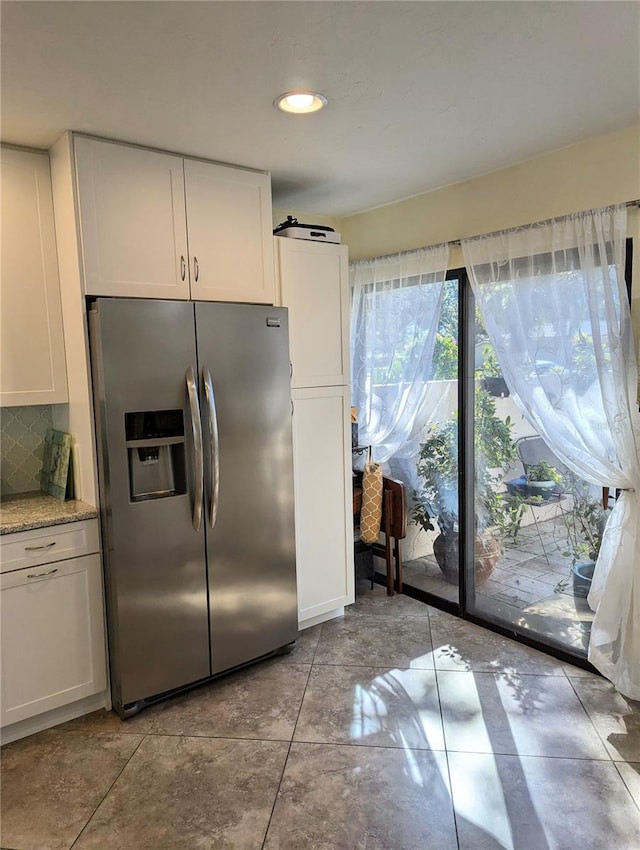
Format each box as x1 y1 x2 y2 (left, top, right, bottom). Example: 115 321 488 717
371 477 407 595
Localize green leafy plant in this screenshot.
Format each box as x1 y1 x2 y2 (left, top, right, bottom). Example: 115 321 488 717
527 460 563 485
412 387 519 539
561 476 609 566
476 346 502 379
488 490 527 544
431 333 458 380
553 476 611 595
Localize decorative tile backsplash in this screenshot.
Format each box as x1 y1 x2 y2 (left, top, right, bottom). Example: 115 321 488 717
1 406 53 495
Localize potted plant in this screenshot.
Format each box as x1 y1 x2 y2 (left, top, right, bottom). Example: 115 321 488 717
559 477 611 603
412 387 522 584
477 346 510 398
526 459 563 500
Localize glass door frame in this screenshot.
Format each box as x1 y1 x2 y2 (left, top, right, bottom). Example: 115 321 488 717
396 266 466 618
399 253 632 672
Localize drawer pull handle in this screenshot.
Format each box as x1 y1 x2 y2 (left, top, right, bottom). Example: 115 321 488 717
24 542 57 552
26 568 58 578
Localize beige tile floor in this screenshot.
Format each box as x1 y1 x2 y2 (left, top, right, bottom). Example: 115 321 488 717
2 583 639 850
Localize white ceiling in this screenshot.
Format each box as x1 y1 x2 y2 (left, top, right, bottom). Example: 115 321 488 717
2 1 639 217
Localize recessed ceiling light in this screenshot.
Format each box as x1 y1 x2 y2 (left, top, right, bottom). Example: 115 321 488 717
274 91 328 114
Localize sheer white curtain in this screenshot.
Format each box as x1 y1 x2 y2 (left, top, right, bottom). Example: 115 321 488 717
350 244 450 477
462 205 640 698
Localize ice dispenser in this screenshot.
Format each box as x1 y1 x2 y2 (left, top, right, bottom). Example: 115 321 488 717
125 410 187 501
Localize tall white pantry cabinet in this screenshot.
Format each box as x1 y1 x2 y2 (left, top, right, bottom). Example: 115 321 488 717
275 237 355 627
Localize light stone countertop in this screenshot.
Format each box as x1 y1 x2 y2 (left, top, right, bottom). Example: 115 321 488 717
0 492 98 535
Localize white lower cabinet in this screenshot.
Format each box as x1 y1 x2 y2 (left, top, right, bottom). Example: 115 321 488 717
292 385 354 626
0 523 106 729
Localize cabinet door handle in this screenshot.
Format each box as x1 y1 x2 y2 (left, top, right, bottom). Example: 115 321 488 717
24 542 56 551
26 568 58 578
180 255 186 281
193 256 199 283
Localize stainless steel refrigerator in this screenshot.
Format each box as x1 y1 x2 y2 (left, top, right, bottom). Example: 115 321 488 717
89 298 297 717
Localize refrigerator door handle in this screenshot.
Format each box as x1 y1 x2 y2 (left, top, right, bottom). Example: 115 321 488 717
186 366 204 532
202 367 220 530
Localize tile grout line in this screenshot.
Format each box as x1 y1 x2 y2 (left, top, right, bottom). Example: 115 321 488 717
67 733 146 850
564 676 616 762
612 761 640 814
259 625 321 850
429 606 462 850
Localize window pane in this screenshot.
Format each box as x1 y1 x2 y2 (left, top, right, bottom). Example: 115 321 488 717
467 336 607 657
396 277 460 605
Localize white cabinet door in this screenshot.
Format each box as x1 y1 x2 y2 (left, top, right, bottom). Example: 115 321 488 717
75 137 190 299
276 238 349 388
184 159 275 304
0 148 68 405
0 553 107 727
292 386 354 624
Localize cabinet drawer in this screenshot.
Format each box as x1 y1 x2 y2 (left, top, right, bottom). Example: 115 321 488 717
0 520 100 573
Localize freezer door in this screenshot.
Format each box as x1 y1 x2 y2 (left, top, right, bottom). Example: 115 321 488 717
90 298 210 708
195 303 297 673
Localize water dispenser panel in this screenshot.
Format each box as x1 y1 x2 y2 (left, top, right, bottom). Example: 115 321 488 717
125 410 186 501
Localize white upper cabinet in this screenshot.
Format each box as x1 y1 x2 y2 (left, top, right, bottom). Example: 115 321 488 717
75 137 190 299
0 148 68 406
276 238 349 388
184 159 274 304
74 136 275 303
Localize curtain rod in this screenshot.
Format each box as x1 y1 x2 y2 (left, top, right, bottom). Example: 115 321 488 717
354 200 640 261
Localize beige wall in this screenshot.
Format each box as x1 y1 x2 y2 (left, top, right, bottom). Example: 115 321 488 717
272 127 640 360
340 124 639 264
340 124 640 362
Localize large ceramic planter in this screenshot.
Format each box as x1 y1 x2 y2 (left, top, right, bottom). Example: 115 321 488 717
433 530 501 585
572 561 595 598
526 480 557 500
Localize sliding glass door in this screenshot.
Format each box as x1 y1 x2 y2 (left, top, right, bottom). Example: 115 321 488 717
355 240 631 668
465 328 602 659
391 272 461 609
391 270 610 662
